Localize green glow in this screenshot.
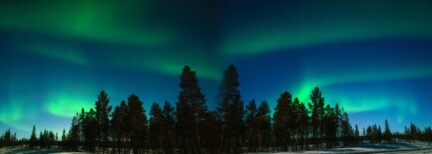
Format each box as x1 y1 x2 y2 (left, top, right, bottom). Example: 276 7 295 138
154 61 220 80
290 65 426 122
222 2 432 56
106 51 221 80
296 64 432 101
16 44 221 80
334 96 416 114
224 21 432 56
18 43 88 66
0 99 32 132
0 0 173 46
45 93 93 118
0 101 23 126
294 82 418 123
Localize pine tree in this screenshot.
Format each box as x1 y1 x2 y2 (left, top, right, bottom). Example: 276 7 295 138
39 131 44 148
95 90 112 153
127 94 148 154
334 104 342 141
176 66 207 154
216 65 244 153
410 122 418 141
162 101 175 154
47 130 55 148
340 112 352 146
377 126 383 143
82 108 97 152
111 100 128 153
308 87 325 149
68 115 80 151
2 129 10 147
291 97 302 151
149 103 164 153
323 104 337 148
245 99 258 152
354 124 360 145
61 129 66 149
384 119 392 143
273 91 292 151
297 101 309 151
257 101 272 152
175 92 191 154
29 125 38 149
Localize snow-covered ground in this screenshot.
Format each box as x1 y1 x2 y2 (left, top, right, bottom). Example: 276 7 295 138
274 140 432 154
0 146 91 154
1 141 431 154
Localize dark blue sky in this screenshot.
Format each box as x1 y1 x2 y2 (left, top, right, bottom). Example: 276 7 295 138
1 0 432 138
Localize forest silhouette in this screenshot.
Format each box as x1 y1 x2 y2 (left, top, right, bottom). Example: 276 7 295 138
1 65 431 154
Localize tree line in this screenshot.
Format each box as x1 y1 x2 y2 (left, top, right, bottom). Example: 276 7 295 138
0 65 431 153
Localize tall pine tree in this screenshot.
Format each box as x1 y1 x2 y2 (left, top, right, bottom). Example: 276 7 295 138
176 66 207 154
308 87 325 149
256 101 272 152
127 94 148 154
297 100 309 151
29 125 37 149
82 108 97 152
111 101 129 153
340 112 353 146
217 65 244 153
149 103 164 153
95 90 112 153
273 91 292 151
245 99 258 152
68 115 81 151
384 119 392 143
162 101 175 154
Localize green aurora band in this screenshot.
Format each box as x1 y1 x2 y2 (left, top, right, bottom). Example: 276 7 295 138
222 1 432 56
44 94 94 118
0 0 173 46
286 65 432 123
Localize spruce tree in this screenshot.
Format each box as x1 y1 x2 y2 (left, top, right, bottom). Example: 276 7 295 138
176 66 207 154
291 97 302 151
82 108 97 152
334 104 342 141
39 131 44 148
149 103 164 153
297 101 309 151
340 112 353 146
273 91 292 151
68 115 81 151
377 126 382 143
127 94 148 154
162 101 175 154
354 124 360 144
245 99 258 152
384 119 392 143
308 87 325 149
29 125 37 149
257 101 271 152
61 129 66 149
216 65 244 153
323 104 337 148
111 101 128 153
95 90 112 153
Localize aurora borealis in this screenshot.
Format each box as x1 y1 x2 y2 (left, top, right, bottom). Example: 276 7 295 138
1 0 432 138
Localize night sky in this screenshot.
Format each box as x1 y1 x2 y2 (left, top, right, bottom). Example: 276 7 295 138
1 0 432 138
